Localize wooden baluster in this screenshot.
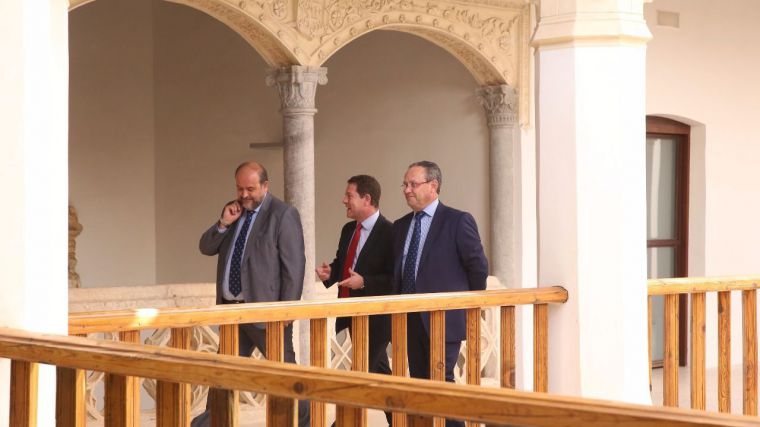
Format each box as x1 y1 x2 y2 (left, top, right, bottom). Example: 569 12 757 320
392 313 408 427
690 293 706 410
663 294 679 407
211 324 239 427
647 296 652 393
10 359 38 427
106 330 141 427
501 306 516 389
266 321 295 426
743 289 758 415
533 304 548 393
466 308 481 427
430 310 446 427
336 316 369 427
310 318 327 427
57 333 86 427
718 291 731 413
157 327 192 427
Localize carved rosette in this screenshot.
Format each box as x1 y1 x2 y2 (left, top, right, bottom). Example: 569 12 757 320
476 84 517 128
69 205 83 288
266 65 328 114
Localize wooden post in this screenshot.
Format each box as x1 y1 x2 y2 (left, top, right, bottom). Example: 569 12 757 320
501 306 516 389
211 324 239 427
718 291 731 413
743 289 757 416
336 316 369 427
430 310 446 427
156 327 192 427
105 330 141 427
466 308 481 427
690 293 706 410
10 360 38 427
663 294 679 407
310 318 327 427
56 365 85 427
391 313 408 427
266 321 295 427
533 304 548 393
648 296 652 393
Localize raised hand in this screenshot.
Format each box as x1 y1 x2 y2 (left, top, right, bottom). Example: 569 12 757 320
338 268 364 290
315 261 331 281
219 200 242 228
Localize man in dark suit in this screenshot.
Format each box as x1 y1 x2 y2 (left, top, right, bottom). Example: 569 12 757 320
192 161 309 427
316 174 393 425
393 161 488 427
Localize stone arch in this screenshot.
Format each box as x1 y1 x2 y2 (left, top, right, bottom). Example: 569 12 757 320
68 0 299 67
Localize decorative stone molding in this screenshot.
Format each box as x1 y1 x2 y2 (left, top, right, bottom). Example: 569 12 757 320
68 0 532 124
265 65 328 113
476 84 518 128
68 205 83 288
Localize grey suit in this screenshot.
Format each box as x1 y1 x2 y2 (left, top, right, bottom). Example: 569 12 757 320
193 193 309 427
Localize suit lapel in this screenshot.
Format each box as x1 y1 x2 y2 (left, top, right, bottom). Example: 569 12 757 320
243 193 273 262
418 202 445 275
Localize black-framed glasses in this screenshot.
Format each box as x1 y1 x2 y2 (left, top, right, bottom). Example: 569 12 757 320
401 180 431 190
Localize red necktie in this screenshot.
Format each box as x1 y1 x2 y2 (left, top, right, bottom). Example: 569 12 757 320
340 222 362 298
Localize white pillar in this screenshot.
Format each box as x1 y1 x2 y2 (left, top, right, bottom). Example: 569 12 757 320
534 0 652 404
267 65 327 364
0 0 70 425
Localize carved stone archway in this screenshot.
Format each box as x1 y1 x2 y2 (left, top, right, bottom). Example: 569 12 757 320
69 0 531 124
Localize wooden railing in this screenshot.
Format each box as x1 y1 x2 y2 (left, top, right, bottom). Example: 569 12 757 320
2 327 758 427
648 276 760 415
65 287 567 427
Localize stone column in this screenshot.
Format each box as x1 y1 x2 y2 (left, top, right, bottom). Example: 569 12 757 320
533 0 652 404
477 85 519 289
266 66 327 363
0 0 70 425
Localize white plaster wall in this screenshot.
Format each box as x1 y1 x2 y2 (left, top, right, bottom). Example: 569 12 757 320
69 0 157 287
645 0 760 370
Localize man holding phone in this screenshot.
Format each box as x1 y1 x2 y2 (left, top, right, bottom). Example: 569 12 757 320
192 161 309 427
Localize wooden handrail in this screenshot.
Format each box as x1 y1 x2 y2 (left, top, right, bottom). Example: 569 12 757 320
69 286 568 334
1 327 756 427
648 276 760 296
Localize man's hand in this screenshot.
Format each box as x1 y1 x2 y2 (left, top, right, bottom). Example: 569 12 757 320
315 262 331 281
338 268 364 290
219 200 242 228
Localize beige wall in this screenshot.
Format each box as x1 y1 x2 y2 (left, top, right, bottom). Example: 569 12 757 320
69 0 490 286
69 0 157 286
645 0 760 277
645 0 760 372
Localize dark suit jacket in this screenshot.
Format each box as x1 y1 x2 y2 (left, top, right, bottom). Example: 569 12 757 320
200 193 305 328
392 202 488 342
323 213 393 340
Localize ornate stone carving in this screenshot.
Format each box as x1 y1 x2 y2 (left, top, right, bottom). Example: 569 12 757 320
476 84 518 127
68 205 83 288
266 65 328 112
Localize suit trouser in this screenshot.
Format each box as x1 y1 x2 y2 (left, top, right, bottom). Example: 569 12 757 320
336 319 393 426
191 323 310 427
406 312 464 427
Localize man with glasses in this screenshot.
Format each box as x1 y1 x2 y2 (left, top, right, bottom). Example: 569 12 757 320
393 160 488 427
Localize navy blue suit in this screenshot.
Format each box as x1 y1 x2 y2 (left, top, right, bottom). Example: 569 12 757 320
393 202 488 427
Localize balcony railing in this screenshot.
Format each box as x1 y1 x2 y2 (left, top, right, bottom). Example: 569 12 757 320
648 276 760 414
2 326 757 427
66 286 567 426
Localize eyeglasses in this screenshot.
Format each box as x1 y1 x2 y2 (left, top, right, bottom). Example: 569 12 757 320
401 180 431 190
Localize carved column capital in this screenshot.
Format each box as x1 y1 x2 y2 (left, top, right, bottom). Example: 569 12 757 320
476 85 518 128
266 65 328 115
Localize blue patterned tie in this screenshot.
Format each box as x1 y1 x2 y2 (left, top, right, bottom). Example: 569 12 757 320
229 210 254 297
401 211 424 294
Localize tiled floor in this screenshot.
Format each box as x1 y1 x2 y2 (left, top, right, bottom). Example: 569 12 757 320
650 363 750 414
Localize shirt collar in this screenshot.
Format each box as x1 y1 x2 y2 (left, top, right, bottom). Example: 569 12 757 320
360 210 380 231
420 198 439 218
247 192 268 214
